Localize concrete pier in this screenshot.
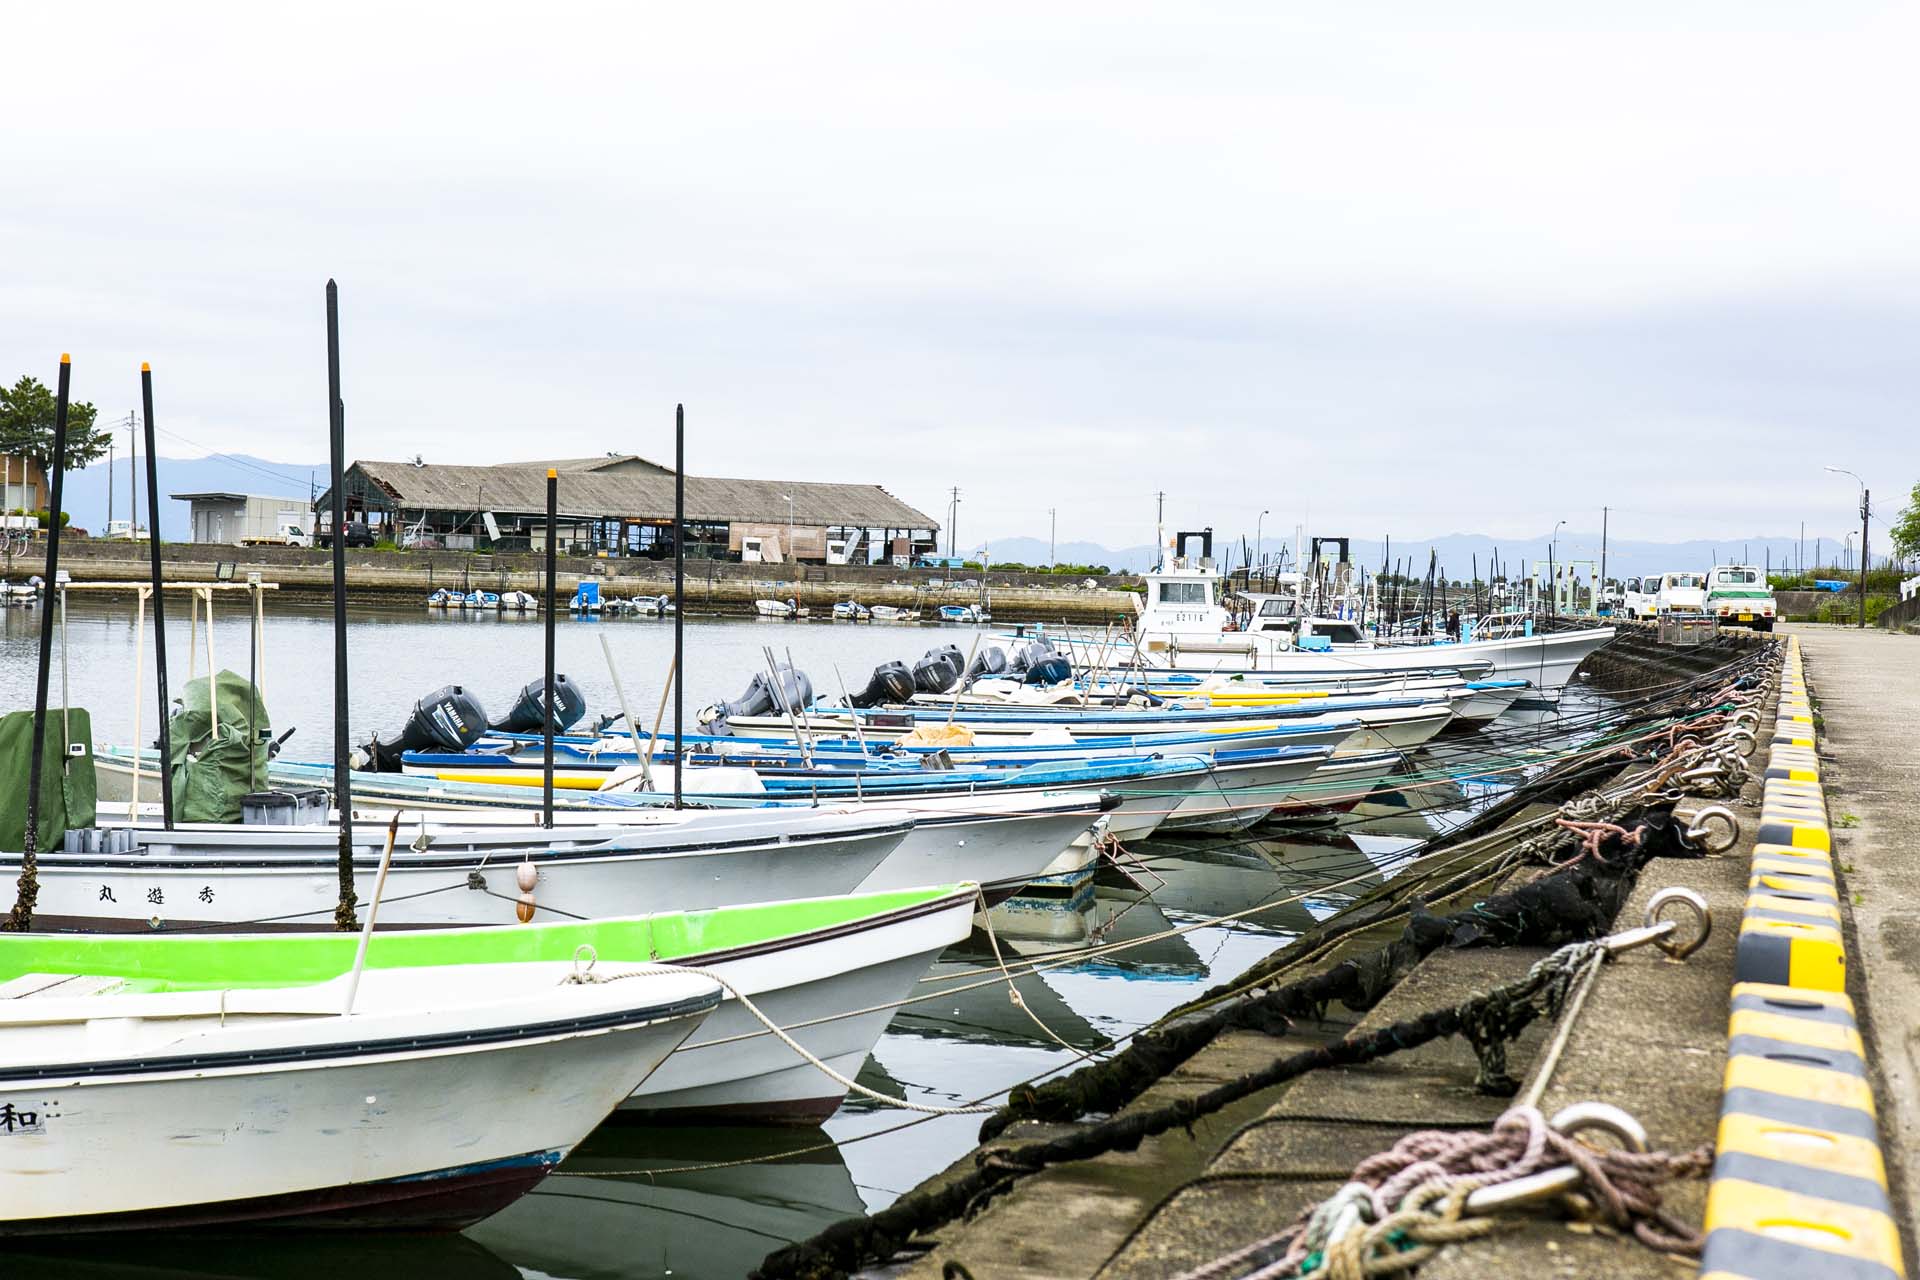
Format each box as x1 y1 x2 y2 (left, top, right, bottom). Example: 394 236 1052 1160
803 627 1916 1280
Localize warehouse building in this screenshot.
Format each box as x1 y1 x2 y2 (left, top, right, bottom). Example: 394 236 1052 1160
172 491 315 545
312 455 940 564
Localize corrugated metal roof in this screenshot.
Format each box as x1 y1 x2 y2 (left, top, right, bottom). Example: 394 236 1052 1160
340 460 937 529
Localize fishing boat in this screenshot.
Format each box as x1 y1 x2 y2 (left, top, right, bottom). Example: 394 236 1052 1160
630 593 673 616
938 603 985 623
426 587 458 608
831 600 871 621
0 951 720 1234
463 589 500 609
4 806 913 932
499 590 538 612
869 604 919 622
755 598 806 619
1119 531 1615 689
1 884 975 1125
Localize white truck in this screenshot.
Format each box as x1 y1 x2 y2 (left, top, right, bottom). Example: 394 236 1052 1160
1702 564 1775 631
1654 571 1708 616
1620 576 1660 620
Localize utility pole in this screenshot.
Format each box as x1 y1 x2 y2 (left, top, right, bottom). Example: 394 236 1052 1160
1599 506 1608 597
1048 507 1056 568
1799 521 1805 577
1859 487 1871 629
948 486 961 559
107 438 114 530
128 410 138 535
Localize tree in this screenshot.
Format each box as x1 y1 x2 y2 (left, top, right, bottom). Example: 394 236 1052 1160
0 375 107 474
1891 481 1920 562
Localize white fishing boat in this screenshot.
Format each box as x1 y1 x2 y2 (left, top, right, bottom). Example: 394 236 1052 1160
755 598 806 619
1125 532 1614 689
0 954 720 1233
5 806 912 932
869 604 919 622
1157 748 1341 833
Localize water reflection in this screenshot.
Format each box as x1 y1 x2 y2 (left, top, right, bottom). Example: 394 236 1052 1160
469 1125 865 1280
5 1231 517 1280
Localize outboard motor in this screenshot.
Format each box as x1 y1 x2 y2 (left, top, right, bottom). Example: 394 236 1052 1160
912 645 966 694
701 665 815 731
850 659 915 708
364 684 489 771
491 674 587 734
1025 652 1073 686
964 644 1009 683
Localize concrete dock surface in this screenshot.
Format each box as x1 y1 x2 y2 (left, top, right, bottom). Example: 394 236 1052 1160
877 627 1917 1279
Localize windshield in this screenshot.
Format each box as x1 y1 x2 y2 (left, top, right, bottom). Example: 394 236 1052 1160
1666 575 1701 589
1714 569 1758 585
1158 581 1209 605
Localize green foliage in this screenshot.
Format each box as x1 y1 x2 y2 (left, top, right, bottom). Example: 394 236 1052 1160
6 507 70 528
0 375 108 472
1891 481 1920 561
971 560 1115 576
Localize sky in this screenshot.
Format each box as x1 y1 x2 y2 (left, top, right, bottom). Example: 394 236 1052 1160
3 3 1916 558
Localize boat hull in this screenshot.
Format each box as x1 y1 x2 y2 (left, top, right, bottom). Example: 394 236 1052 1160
2 811 908 932
0 982 712 1234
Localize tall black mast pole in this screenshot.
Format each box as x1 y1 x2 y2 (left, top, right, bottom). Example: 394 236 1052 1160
543 468 557 827
140 364 175 829
8 354 70 930
326 281 357 931
673 404 685 810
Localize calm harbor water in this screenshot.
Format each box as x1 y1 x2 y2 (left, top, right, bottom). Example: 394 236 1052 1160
0 598 1578 1279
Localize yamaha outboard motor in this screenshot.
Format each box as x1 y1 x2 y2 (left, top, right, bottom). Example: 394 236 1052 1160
364 684 489 772
1006 639 1071 685
491 674 587 735
850 660 915 708
701 664 815 732
913 645 966 694
964 644 1009 683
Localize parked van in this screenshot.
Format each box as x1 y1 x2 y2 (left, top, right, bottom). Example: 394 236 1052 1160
1703 564 1775 631
1654 571 1708 615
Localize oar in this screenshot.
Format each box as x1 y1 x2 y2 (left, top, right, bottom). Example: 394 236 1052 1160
642 652 679 787
341 813 402 1016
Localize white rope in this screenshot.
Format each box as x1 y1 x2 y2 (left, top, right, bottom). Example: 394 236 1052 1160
563 953 995 1116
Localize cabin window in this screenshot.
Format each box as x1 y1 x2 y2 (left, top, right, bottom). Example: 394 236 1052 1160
1158 582 1209 604
1259 599 1294 617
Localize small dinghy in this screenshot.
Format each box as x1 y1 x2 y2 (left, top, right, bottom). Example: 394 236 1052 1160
869 604 918 622
0 944 720 1234
755 598 805 619
831 600 871 621
631 594 673 616
426 588 458 608
498 590 538 612
464 589 500 609
938 604 984 623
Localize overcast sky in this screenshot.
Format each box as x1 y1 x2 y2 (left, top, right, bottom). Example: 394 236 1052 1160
4 3 1916 554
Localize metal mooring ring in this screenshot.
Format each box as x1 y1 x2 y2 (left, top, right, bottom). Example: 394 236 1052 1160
1678 803 1740 853
1550 1100 1651 1153
1644 886 1712 959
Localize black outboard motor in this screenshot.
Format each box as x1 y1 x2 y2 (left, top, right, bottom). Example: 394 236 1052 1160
703 665 815 732
964 644 1009 683
365 684 489 771
491 674 588 735
913 645 966 694
1025 652 1073 685
850 660 915 708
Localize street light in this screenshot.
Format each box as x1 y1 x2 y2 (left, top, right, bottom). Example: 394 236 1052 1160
1825 465 1871 628
1256 509 1270 573
782 494 794 567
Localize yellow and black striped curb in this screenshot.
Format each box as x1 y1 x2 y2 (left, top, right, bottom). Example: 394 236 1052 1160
1704 638 1905 1279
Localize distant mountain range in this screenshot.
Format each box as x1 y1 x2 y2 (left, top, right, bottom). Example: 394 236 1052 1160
49 454 322 542
973 531 1863 580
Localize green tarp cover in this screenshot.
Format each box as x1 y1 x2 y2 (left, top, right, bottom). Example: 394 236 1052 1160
0 707 97 852
169 670 271 824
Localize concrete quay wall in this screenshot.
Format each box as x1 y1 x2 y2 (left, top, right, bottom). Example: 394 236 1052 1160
1 540 1140 623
